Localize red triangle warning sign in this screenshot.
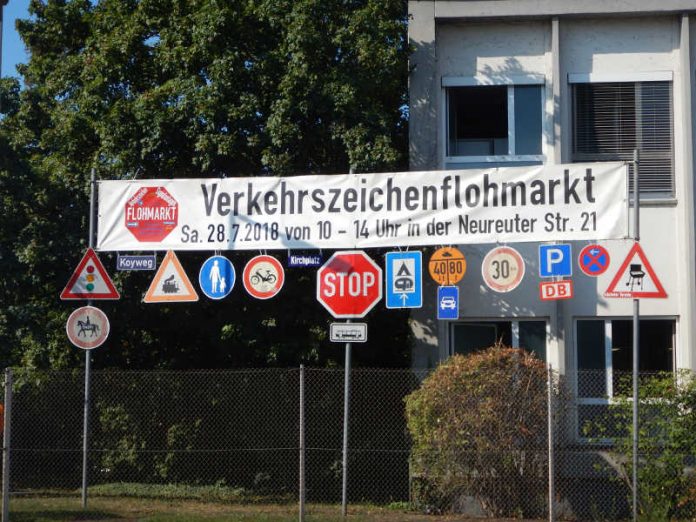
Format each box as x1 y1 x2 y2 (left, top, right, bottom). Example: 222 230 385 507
61 248 120 300
604 243 667 299
144 251 199 303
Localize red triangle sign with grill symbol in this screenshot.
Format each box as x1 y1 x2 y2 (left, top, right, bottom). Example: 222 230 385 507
603 242 667 299
60 248 120 300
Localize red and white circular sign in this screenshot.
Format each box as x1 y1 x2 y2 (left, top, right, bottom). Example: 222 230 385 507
578 244 611 277
243 255 285 299
317 251 383 318
124 186 178 242
481 246 525 293
66 306 110 350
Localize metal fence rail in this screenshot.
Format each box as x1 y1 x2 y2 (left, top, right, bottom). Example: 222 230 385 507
0 367 694 520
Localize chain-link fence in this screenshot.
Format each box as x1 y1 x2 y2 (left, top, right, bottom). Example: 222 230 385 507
1 367 695 520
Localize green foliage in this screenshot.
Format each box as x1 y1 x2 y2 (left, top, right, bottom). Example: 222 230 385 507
584 371 696 520
405 346 550 517
0 0 409 369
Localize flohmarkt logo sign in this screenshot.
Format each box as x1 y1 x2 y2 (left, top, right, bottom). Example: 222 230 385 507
97 163 628 251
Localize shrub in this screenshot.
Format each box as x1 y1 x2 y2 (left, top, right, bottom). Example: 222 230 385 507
405 346 550 517
585 370 696 521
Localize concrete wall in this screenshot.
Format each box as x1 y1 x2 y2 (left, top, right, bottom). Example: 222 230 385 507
408 8 696 373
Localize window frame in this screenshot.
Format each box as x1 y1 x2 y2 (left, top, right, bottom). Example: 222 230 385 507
573 316 677 406
574 316 677 442
568 71 675 200
442 75 547 164
449 318 549 361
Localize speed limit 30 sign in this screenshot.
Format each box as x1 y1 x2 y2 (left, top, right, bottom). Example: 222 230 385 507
481 246 525 293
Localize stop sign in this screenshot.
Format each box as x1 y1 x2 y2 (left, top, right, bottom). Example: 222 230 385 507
317 251 383 318
124 186 178 242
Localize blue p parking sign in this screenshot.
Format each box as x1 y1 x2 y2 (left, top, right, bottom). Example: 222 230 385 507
539 244 572 278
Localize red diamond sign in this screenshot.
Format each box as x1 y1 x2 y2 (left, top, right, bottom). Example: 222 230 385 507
125 187 178 243
317 251 382 318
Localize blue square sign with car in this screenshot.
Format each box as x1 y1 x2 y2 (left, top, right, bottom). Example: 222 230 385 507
437 286 459 320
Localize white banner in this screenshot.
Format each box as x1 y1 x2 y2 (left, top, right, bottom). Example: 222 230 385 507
97 163 628 251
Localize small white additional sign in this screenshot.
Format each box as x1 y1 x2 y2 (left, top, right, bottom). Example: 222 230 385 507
330 323 368 343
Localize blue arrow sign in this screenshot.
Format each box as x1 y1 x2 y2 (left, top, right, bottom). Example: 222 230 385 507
199 255 235 300
385 252 422 309
437 286 459 320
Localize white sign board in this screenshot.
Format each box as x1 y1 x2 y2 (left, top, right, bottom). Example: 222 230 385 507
97 163 628 251
330 323 368 343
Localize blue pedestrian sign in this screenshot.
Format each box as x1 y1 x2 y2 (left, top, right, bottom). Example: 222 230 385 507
199 255 235 300
385 252 422 309
539 244 572 278
437 286 459 320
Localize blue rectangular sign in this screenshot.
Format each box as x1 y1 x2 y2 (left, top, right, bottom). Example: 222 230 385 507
437 286 459 320
287 253 323 267
117 254 156 271
539 244 572 277
385 252 422 309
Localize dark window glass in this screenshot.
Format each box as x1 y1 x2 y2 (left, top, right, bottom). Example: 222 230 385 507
514 86 543 155
572 82 673 197
448 86 508 156
577 320 606 397
519 321 546 361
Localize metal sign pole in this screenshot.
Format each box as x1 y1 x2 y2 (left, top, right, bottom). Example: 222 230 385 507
299 365 306 522
547 364 555 522
82 167 96 509
632 150 640 522
2 368 13 522
341 319 352 517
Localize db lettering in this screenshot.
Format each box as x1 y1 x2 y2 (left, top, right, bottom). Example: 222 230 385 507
540 281 573 301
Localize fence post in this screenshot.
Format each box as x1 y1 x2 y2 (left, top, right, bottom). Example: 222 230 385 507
299 365 305 522
547 364 555 522
2 368 13 522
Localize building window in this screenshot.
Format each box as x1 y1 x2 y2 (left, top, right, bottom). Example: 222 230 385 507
571 81 674 198
451 319 546 361
576 318 675 438
446 84 543 160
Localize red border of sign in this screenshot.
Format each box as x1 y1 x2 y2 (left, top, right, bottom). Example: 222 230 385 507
66 305 110 349
578 244 610 277
243 255 285 300
316 250 383 318
604 242 667 298
60 248 120 300
539 280 574 301
481 246 525 293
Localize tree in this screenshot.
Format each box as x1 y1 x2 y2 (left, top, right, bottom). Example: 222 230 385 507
0 0 409 369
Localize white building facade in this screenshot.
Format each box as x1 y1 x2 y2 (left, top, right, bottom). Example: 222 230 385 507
409 1 696 422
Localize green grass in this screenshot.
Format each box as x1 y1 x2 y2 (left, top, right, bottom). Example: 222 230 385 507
7 494 485 521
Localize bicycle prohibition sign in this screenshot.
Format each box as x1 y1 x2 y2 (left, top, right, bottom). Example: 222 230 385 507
243 255 285 299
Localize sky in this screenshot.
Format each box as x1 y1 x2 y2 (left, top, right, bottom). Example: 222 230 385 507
2 0 30 78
